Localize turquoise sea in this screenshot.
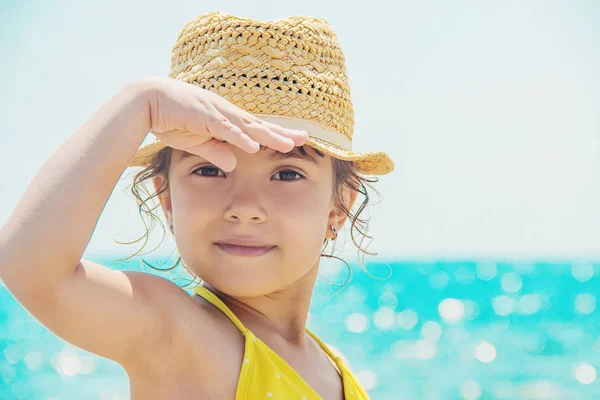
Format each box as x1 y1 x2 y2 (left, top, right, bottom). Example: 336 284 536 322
1 259 599 399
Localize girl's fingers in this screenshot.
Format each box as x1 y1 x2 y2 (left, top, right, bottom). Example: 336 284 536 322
160 129 238 172
260 120 309 146
223 114 301 153
188 138 237 172
151 129 207 151
204 110 260 154
163 92 311 172
217 103 307 152
238 116 296 153
154 129 237 171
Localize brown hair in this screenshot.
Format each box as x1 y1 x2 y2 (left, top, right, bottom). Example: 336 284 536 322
116 145 386 293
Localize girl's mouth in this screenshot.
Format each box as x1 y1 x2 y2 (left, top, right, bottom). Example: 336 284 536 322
214 243 276 257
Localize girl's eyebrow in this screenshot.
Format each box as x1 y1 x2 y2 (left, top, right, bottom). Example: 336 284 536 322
265 148 319 165
176 152 200 163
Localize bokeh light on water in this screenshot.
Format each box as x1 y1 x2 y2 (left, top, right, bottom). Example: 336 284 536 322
1 259 600 399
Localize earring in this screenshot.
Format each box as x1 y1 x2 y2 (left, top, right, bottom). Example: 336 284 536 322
169 221 174 233
331 225 338 240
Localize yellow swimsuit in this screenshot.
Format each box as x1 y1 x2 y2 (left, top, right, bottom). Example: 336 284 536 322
194 285 370 400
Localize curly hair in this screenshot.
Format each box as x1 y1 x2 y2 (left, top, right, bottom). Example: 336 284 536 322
116 145 387 294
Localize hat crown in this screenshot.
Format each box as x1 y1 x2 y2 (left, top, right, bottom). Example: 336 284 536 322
168 11 354 141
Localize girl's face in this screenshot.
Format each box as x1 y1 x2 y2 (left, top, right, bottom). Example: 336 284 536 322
153 144 355 297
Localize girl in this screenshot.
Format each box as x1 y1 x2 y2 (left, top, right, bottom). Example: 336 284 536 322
0 10 394 399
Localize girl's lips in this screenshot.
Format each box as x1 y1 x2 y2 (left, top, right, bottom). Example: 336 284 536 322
215 243 275 257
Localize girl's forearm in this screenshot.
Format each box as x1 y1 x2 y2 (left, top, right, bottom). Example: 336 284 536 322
0 80 154 286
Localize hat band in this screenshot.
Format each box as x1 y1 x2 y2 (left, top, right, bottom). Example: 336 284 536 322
256 115 352 151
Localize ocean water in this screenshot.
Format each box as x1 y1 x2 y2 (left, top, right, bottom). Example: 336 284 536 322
1 259 599 400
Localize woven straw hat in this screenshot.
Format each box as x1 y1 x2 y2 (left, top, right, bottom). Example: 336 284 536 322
128 11 394 175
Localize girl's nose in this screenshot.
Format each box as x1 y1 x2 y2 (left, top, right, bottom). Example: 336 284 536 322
223 184 267 224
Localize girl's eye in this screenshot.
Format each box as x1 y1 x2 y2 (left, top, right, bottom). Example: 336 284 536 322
273 169 305 182
193 166 225 177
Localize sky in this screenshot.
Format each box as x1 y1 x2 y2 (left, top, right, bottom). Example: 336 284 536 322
1 0 599 261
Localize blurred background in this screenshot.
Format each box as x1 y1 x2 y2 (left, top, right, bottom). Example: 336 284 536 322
1 0 600 399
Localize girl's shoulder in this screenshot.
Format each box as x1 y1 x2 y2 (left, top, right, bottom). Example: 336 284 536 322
143 278 246 366
126 277 246 391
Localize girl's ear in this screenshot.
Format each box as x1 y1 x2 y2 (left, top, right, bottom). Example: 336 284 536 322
152 175 173 222
327 185 359 238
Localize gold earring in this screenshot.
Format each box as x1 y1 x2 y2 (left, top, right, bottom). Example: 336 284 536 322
331 225 337 240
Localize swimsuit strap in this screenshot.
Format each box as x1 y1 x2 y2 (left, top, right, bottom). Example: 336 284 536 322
193 285 249 335
305 327 344 371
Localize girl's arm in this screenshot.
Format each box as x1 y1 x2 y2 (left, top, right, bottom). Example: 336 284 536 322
0 80 182 369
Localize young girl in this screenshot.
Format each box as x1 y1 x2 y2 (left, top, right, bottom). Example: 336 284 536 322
0 10 394 399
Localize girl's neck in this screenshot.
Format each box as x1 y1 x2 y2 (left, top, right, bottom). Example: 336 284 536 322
202 268 318 345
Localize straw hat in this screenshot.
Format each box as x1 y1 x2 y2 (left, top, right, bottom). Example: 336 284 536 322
128 10 394 175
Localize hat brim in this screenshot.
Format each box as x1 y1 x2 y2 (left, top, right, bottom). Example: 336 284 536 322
127 135 394 176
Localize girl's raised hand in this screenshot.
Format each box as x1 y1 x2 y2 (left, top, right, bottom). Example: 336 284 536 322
139 76 309 172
